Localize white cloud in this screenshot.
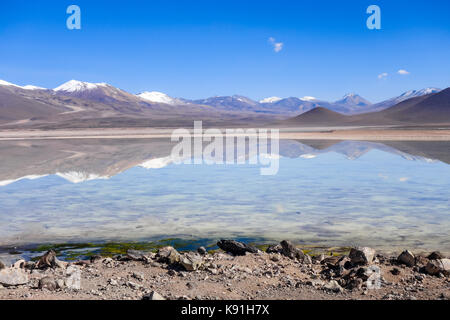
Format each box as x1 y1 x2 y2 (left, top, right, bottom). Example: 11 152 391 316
397 69 410 75
268 37 283 53
378 72 388 79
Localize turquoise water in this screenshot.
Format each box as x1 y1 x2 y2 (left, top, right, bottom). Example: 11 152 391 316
0 140 449 253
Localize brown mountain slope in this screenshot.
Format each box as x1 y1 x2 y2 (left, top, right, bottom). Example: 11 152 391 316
283 107 351 126
284 88 450 127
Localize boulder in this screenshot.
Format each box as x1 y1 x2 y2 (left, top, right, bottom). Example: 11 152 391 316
143 291 166 300
126 249 147 261
217 240 259 256
428 251 444 260
0 260 5 270
39 277 58 291
65 265 81 290
13 259 26 269
397 250 415 267
157 246 181 264
0 268 29 286
180 253 203 271
425 259 450 276
197 247 207 255
280 240 305 260
266 244 283 254
35 250 67 269
349 247 376 265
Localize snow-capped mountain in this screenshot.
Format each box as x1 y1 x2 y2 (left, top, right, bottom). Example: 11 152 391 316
259 96 282 104
137 91 182 105
54 80 108 93
364 87 442 114
0 79 46 90
395 88 441 103
53 80 142 105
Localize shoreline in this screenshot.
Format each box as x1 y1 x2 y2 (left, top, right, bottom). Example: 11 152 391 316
1 128 450 141
0 239 448 300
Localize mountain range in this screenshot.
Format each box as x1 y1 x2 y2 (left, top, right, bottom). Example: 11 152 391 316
0 78 448 128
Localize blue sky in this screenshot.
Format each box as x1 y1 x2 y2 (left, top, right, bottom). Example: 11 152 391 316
0 0 449 102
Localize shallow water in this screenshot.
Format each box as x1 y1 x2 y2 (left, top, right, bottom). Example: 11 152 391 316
0 139 449 254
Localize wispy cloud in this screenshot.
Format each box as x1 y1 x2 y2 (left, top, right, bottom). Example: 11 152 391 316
268 37 283 53
378 72 388 79
397 69 410 75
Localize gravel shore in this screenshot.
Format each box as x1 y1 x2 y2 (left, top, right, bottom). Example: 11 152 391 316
0 240 449 300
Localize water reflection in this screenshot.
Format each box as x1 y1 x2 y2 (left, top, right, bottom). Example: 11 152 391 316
0 139 449 253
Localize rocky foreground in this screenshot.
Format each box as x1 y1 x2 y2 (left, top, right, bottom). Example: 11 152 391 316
0 240 449 300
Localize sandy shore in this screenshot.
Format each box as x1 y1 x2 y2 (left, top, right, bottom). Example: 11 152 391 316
1 128 450 141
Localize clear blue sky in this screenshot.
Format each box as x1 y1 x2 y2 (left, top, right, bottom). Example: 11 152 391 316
1 0 449 102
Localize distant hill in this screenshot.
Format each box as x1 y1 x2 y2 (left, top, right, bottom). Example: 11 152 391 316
283 88 450 126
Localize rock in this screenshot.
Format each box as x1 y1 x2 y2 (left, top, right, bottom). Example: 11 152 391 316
425 259 450 276
180 253 203 271
13 259 26 269
397 250 416 267
0 268 29 286
143 291 166 300
428 251 444 260
0 261 5 270
35 250 67 269
90 255 103 263
349 247 376 265
324 280 344 293
157 246 181 264
217 240 259 256
39 277 58 291
127 281 142 290
126 249 147 261
391 267 401 275
347 278 363 290
56 279 66 289
65 265 81 290
132 272 144 281
266 244 283 254
197 247 207 255
280 240 305 260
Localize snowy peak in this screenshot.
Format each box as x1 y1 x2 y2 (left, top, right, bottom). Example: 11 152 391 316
300 96 317 102
0 79 47 90
260 97 282 104
137 91 180 105
397 88 441 101
0 79 21 88
54 80 109 93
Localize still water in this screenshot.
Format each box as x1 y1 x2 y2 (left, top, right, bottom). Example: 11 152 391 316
0 139 449 253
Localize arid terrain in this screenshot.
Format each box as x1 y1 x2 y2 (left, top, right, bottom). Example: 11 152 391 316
0 240 449 300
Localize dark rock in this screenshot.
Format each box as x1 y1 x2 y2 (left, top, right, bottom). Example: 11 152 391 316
35 250 67 269
197 247 207 255
90 255 103 263
349 247 376 265
280 240 305 260
346 278 363 290
428 251 444 260
391 267 401 275
217 240 259 256
397 250 416 267
0 261 5 270
266 244 283 254
425 259 450 276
